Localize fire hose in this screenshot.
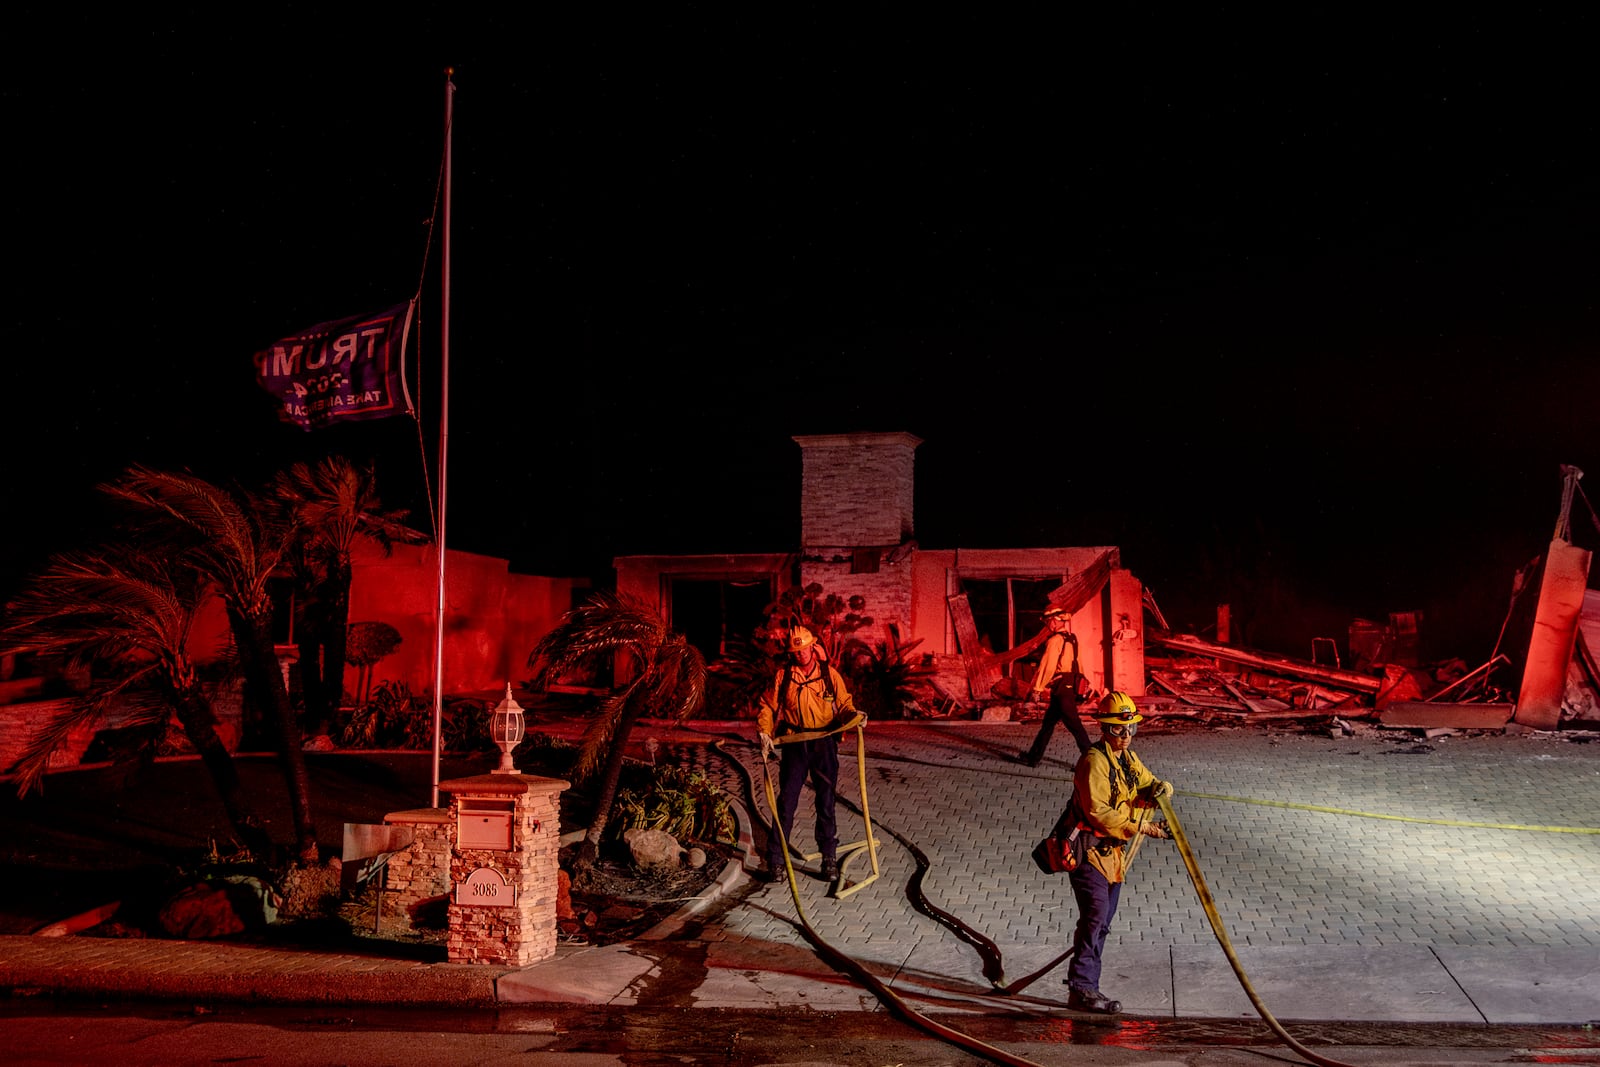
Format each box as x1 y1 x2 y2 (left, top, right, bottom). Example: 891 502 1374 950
729 729 1370 1067
759 712 880 897
752 720 1058 1067
1156 791 1363 1067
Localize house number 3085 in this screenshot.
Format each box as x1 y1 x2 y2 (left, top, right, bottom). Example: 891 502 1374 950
454 867 515 907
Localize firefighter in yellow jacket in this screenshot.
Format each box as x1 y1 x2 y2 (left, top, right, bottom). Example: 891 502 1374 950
1020 606 1091 766
754 626 859 883
1064 691 1174 1014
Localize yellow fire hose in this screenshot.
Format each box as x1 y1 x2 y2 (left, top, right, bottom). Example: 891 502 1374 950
1144 789 1597 1065
754 720 1060 1067
740 727 1375 1067
1156 792 1364 1067
725 716 1600 1067
1177 789 1600 835
759 712 880 896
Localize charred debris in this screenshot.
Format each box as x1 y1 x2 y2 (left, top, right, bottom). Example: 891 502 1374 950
971 465 1600 741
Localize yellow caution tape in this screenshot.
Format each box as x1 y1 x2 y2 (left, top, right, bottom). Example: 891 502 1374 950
741 737 1500 1067
1177 790 1600 834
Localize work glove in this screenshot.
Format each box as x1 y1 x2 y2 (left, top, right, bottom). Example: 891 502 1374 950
1134 780 1174 808
759 733 776 760
1140 821 1170 839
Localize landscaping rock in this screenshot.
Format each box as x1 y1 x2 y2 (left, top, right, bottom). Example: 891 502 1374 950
623 828 682 869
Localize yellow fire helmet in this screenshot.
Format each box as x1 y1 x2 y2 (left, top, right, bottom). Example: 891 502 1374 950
1095 690 1144 724
787 626 817 652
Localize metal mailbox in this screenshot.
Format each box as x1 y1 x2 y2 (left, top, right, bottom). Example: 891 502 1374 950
457 798 515 850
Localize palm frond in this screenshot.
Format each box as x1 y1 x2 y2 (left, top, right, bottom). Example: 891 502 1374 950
574 690 635 779
530 592 707 779
7 673 166 796
644 639 707 722
271 455 427 563
98 465 289 621
527 591 668 682
1 549 200 680
101 466 254 558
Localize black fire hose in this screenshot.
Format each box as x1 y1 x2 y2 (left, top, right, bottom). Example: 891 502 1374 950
714 733 1360 1067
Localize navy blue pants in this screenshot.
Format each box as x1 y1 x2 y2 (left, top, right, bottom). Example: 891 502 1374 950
1024 674 1091 764
766 735 840 869
1066 862 1122 994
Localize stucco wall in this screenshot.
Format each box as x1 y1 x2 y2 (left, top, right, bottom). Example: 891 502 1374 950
0 543 579 775
185 541 586 700
344 541 587 697
615 553 793 609
909 546 1109 651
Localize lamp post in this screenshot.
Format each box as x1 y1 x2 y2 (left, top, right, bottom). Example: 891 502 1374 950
490 683 525 774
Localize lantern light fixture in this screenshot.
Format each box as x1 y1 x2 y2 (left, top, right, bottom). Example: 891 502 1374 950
489 683 525 773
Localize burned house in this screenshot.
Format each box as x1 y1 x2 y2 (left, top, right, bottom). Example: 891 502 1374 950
614 431 1148 711
617 436 1600 732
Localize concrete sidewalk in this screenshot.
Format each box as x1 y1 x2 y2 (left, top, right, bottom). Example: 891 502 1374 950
4 919 1596 1026
3 720 1599 1028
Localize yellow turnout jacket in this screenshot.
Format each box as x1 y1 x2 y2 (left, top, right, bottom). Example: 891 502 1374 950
1073 740 1164 883
757 661 856 738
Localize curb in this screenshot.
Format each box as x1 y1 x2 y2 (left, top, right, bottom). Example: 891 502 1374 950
636 796 758 942
0 935 511 1008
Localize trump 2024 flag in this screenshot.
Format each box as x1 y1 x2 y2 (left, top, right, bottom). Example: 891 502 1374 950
253 302 415 431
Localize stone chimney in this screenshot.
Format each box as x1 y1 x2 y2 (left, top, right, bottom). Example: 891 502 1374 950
792 432 922 647
794 431 920 550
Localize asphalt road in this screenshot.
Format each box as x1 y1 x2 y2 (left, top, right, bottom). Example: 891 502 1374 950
4 999 1598 1066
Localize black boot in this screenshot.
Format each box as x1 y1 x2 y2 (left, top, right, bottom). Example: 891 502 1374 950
820 857 840 881
1067 987 1122 1014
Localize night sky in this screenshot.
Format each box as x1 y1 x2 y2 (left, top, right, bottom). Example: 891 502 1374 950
5 11 1598 663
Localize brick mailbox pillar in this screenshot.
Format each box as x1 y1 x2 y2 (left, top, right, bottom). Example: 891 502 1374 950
439 771 570 966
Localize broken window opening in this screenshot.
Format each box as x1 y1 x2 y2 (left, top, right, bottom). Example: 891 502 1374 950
963 576 1059 677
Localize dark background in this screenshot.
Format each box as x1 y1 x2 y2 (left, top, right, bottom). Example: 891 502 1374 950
4 10 1598 663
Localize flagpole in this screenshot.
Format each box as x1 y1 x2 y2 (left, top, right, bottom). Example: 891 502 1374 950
430 69 454 807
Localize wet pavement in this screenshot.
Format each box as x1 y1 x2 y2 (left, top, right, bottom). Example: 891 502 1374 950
486 719 1600 1025
4 715 1600 1061
4 998 1599 1066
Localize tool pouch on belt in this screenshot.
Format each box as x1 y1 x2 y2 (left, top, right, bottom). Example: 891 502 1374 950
1031 802 1087 875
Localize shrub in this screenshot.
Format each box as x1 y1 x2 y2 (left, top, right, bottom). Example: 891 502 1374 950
703 634 780 720
610 763 735 846
333 681 497 754
511 730 582 777
840 636 931 719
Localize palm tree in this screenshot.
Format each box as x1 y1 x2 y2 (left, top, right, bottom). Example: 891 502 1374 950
0 548 273 856
527 592 706 881
269 455 426 737
98 464 320 866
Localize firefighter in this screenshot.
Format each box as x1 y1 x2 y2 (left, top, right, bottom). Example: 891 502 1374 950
1063 690 1174 1014
754 626 860 883
1020 606 1092 766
